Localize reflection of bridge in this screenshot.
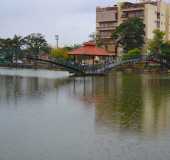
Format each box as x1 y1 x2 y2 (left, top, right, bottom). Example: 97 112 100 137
26 56 143 75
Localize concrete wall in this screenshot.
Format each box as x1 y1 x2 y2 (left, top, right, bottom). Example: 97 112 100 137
144 3 157 40
96 1 170 56
96 7 117 23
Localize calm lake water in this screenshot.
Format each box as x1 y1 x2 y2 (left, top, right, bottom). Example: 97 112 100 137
0 68 170 160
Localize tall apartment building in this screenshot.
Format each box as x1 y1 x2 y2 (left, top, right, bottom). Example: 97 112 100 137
96 0 170 56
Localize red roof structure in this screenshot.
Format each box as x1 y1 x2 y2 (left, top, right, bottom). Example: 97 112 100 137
69 41 113 56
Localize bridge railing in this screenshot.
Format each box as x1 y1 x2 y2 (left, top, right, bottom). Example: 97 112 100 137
52 58 85 71
146 54 170 68
25 55 145 74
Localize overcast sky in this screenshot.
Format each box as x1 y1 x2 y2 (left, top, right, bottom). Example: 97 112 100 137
0 0 115 46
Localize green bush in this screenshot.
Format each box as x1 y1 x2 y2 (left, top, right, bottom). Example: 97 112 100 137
50 48 69 60
160 41 170 58
123 48 141 60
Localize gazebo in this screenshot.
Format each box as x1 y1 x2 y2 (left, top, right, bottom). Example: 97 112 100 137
68 41 114 66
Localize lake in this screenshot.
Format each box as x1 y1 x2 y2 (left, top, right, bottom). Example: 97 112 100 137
0 68 170 160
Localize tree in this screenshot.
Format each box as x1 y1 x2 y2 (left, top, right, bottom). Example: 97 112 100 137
0 38 13 62
123 48 141 60
63 44 81 51
0 35 24 63
12 35 25 63
50 48 69 60
148 29 165 54
24 33 49 58
160 41 170 57
112 17 145 53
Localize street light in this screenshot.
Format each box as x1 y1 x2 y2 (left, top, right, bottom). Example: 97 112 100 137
55 35 59 48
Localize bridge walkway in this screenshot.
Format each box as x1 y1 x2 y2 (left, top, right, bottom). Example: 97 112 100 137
26 56 143 75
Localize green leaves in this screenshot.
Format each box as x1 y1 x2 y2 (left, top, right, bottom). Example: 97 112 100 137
50 48 69 60
148 29 165 54
123 48 141 60
112 17 145 53
0 35 24 62
160 41 170 57
0 33 50 62
24 33 49 57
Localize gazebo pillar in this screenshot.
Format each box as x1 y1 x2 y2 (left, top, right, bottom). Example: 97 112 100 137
68 41 114 72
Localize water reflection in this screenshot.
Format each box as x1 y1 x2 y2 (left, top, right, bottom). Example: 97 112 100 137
72 72 170 136
142 75 170 136
1 70 170 136
1 69 170 160
0 73 72 108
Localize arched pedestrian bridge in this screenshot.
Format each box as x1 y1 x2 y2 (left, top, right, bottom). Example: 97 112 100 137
25 56 143 75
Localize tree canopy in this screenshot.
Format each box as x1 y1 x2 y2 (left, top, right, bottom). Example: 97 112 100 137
123 48 141 60
112 17 145 53
24 33 49 57
0 33 51 63
50 48 69 59
63 44 81 51
0 35 25 62
148 29 165 54
160 41 170 57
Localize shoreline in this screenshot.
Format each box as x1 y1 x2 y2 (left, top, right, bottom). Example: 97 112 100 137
0 63 170 75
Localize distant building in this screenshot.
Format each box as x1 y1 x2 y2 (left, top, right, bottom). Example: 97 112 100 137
96 0 170 56
39 53 49 60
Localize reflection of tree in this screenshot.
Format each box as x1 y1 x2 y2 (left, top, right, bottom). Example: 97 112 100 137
0 75 72 107
72 73 125 130
93 73 144 133
71 74 120 105
72 73 170 136
142 75 170 136
118 74 143 130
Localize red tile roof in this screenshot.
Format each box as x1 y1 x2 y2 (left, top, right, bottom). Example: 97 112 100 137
69 41 114 56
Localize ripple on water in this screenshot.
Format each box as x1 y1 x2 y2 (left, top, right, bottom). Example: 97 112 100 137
0 70 170 160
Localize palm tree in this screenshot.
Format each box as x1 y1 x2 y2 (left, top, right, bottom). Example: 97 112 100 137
0 35 25 63
12 35 25 64
0 38 14 62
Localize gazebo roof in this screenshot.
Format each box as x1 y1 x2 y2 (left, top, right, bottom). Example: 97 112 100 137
68 41 113 56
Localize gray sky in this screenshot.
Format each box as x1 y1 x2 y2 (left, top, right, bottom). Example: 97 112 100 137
0 0 114 46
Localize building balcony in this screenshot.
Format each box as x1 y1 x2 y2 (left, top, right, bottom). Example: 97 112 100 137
97 26 117 31
121 7 144 12
100 36 112 39
121 14 144 20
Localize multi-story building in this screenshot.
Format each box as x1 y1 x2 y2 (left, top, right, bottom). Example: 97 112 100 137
96 0 170 56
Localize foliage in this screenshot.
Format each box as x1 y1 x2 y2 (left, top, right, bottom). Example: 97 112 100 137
63 44 81 51
148 29 165 54
12 35 25 61
160 41 170 57
0 38 14 61
123 48 141 60
0 33 50 64
112 17 145 53
0 35 25 62
50 48 69 59
24 33 49 57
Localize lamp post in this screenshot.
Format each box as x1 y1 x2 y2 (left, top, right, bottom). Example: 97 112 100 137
55 35 59 48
